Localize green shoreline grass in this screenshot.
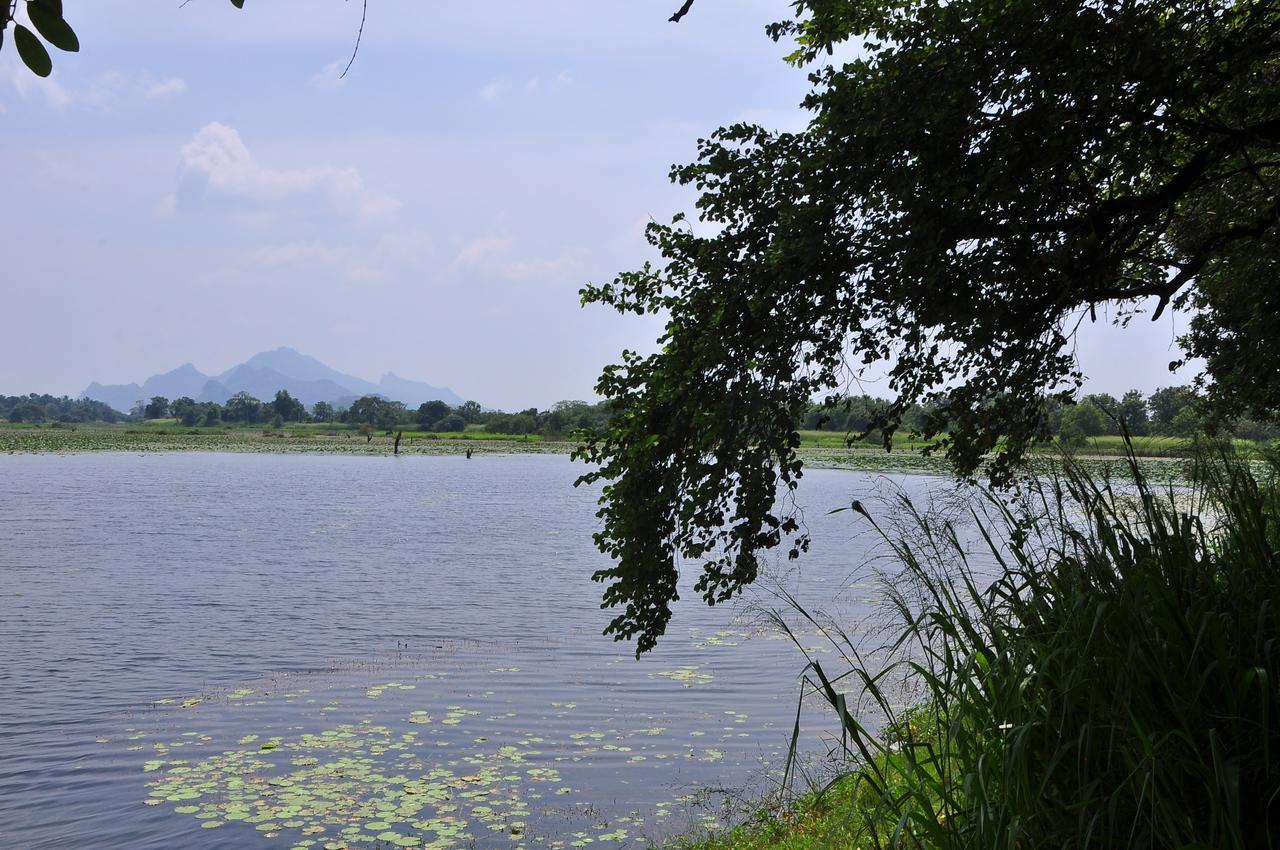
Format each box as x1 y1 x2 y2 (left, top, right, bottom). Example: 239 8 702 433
0 424 1202 483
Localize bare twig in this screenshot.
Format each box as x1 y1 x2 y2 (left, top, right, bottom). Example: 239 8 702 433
669 0 695 23
339 0 368 79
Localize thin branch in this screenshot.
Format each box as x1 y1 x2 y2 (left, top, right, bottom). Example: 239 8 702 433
669 0 695 23
339 0 367 79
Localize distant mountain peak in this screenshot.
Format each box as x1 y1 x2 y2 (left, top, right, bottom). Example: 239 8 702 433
82 348 464 412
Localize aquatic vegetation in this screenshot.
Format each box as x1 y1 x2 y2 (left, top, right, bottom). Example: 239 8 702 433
649 665 714 687
145 720 552 848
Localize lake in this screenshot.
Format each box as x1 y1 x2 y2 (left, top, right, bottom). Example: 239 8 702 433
0 452 956 849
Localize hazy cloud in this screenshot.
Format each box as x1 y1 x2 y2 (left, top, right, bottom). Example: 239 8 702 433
479 80 509 101
166 122 400 221
7 65 70 109
309 60 348 91
146 76 187 99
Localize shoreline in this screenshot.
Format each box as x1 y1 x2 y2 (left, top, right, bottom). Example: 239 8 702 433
0 426 1193 481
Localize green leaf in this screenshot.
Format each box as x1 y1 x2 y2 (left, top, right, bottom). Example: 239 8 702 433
230 0 245 7
13 24 52 77
32 0 62 15
26 1 78 53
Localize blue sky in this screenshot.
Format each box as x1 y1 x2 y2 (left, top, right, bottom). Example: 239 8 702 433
0 1 1198 408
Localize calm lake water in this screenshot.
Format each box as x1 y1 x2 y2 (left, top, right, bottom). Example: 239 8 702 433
0 452 956 850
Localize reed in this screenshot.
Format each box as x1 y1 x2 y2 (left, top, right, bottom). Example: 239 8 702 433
776 439 1280 849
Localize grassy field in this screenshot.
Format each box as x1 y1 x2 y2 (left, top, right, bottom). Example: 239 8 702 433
796 429 1201 456
0 423 1208 484
0 422 562 456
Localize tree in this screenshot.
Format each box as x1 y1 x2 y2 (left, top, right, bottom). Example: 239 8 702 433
434 413 466 433
272 389 306 423
223 391 263 424
171 396 200 426
1117 390 1151 437
1149 386 1200 434
311 401 334 423
143 396 169 420
1060 404 1106 441
1080 394 1120 435
347 395 406 431
8 401 45 423
578 0 1280 652
455 400 483 424
416 400 450 428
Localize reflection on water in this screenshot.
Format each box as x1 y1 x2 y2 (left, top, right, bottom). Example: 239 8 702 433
0 452 955 849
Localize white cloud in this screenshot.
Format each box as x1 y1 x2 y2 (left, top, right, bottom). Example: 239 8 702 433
481 71 572 101
450 235 585 285
452 235 512 269
8 65 70 109
479 79 509 101
500 248 587 283
309 60 348 91
168 122 400 221
247 241 345 269
146 76 187 99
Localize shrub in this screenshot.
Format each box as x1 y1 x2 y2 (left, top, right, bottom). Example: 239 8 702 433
432 413 466 433
787 441 1280 849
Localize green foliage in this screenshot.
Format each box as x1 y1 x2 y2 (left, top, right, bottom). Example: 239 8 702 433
7 401 46 423
484 412 537 435
0 394 118 424
1 1 78 77
578 0 1280 652
416 400 450 428
223 391 264 424
455 400 483 424
346 395 407 431
311 401 334 423
1059 402 1106 440
781 443 1280 849
143 396 169 420
432 413 466 433
1149 385 1201 433
1117 389 1151 436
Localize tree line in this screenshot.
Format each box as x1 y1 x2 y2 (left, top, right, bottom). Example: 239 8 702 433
119 391 613 438
0 394 121 424
805 386 1278 445
7 386 1274 445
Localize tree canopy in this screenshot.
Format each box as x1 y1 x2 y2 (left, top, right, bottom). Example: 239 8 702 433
577 0 1280 652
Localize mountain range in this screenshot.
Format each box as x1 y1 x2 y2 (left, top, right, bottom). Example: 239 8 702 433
81 348 464 413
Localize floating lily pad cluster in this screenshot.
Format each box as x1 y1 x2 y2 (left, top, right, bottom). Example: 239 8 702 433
145 720 566 848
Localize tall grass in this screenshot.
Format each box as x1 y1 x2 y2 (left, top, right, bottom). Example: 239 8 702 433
782 441 1280 849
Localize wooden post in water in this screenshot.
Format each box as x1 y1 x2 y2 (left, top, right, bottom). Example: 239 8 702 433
394 431 402 455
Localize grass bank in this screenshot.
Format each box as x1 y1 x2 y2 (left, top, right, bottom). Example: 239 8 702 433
0 423 565 456
676 441 1280 850
1 424 1203 484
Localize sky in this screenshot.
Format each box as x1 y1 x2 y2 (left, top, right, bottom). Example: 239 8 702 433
0 1 1199 409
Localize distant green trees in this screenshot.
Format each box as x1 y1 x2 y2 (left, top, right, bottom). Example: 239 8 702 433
345 396 407 431
416 400 451 428
170 397 200 426
802 386 1274 446
3 384 617 437
143 396 170 420
271 390 307 423
223 392 263 424
0 394 120 424
433 413 466 433
7 401 47 423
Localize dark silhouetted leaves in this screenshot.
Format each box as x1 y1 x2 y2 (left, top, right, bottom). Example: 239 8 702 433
13 24 51 77
26 1 78 52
